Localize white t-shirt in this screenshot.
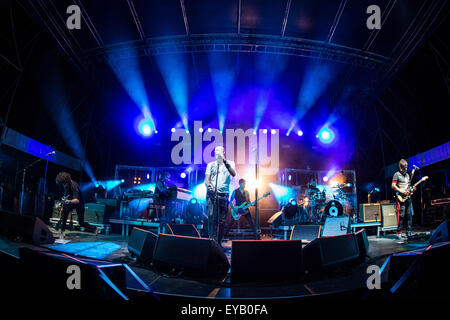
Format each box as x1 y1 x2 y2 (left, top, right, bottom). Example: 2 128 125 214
205 160 236 194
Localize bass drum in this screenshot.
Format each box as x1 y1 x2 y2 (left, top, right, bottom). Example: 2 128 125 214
324 200 344 217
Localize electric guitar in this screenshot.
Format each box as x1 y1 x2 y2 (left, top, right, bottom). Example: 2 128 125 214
396 176 429 203
231 192 271 220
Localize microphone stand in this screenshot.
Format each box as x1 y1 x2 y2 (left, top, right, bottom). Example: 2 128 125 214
214 161 220 242
18 150 54 215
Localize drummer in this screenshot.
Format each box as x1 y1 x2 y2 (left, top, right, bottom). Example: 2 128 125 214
305 179 320 198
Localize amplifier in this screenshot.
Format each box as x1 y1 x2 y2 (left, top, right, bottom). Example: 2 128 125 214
84 203 106 224
359 203 381 222
381 203 397 228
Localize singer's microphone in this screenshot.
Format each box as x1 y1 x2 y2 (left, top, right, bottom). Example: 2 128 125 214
51 151 56 154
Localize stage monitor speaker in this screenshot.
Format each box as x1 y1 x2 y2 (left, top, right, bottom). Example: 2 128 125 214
153 234 229 277
355 228 369 258
18 247 131 299
0 210 54 245
128 227 158 263
429 220 449 245
290 225 321 242
381 203 397 228
322 216 351 237
359 203 381 222
165 223 200 238
303 233 360 271
231 240 303 281
267 210 283 227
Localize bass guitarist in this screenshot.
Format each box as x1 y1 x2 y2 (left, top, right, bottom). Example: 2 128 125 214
222 179 256 242
391 159 417 240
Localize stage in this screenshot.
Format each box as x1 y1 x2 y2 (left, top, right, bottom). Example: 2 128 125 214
0 225 433 300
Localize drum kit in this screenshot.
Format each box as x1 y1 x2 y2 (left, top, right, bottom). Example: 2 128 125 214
300 182 353 223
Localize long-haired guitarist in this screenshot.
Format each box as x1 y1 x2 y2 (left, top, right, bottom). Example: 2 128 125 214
205 146 236 244
391 159 416 240
221 179 256 242
55 172 98 238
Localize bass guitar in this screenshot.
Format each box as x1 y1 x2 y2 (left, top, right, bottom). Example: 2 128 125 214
396 176 429 203
231 192 271 221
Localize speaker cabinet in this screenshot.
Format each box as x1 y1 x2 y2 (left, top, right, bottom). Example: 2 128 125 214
164 223 200 238
290 225 321 242
359 203 381 222
322 216 351 237
0 210 54 245
128 227 158 263
303 233 360 271
84 203 106 224
355 228 369 258
381 203 397 228
153 234 229 277
231 240 303 281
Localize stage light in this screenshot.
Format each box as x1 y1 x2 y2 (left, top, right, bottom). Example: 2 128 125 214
323 176 329 182
286 131 290 137
121 179 125 183
207 128 212 133
263 129 268 134
297 130 303 136
283 199 299 220
154 130 158 134
192 183 207 202
317 126 335 144
268 183 296 204
186 129 189 134
146 173 150 179
180 172 187 179
288 175 292 181
253 131 257 135
271 129 276 135
199 128 203 133
171 128 176 133
185 197 206 224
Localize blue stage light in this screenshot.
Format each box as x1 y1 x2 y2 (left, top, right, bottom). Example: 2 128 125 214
268 183 296 204
323 176 329 182
171 128 176 133
263 129 268 134
190 198 198 204
317 126 335 144
290 199 297 206
207 128 212 133
180 172 187 179
271 129 276 134
297 130 303 136
199 128 203 133
121 179 125 183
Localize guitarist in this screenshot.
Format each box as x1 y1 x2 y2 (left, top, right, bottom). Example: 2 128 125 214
56 172 98 238
221 179 256 244
391 159 416 240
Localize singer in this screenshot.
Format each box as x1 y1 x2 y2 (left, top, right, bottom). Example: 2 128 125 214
205 146 236 245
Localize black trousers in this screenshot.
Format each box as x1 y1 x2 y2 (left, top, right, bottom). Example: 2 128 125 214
206 193 229 243
59 203 95 232
221 210 256 242
397 198 413 234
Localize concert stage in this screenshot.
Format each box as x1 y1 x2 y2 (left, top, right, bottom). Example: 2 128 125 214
0 225 438 301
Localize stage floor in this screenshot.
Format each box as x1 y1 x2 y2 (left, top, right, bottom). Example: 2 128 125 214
0 226 433 299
